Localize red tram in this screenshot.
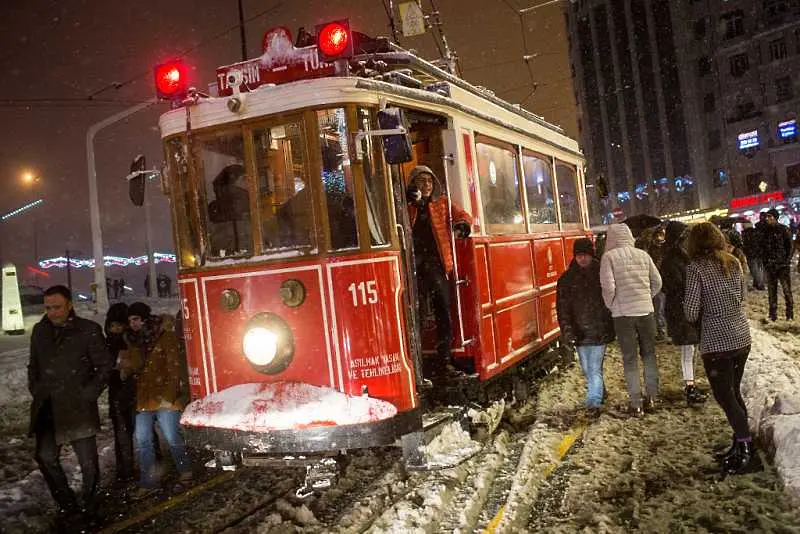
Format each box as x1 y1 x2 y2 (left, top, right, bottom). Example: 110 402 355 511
152 21 588 469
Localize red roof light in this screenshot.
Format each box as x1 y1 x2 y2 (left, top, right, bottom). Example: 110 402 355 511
316 20 353 62
154 61 188 100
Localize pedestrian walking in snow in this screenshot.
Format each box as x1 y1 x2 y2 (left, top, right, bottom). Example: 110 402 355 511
742 223 765 290
120 302 193 496
406 165 472 381
659 221 707 406
600 224 663 417
637 225 667 340
556 238 614 416
759 208 793 321
684 222 761 475
28 285 112 529
105 302 136 483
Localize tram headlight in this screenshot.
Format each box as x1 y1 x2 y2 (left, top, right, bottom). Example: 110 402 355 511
242 312 294 374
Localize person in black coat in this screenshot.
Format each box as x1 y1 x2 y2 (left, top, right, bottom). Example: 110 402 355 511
659 221 707 405
741 223 764 290
759 208 793 320
105 302 136 483
557 238 615 413
28 285 112 528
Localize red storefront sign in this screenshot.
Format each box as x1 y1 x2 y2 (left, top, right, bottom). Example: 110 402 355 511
729 191 784 210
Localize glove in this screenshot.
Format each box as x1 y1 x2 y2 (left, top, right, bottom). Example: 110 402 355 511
406 184 422 204
453 221 471 239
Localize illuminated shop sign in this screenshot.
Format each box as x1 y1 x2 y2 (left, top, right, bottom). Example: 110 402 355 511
737 129 759 150
778 119 797 140
729 191 784 210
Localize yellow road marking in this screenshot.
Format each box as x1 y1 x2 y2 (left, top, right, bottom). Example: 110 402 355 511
100 472 234 534
483 424 586 533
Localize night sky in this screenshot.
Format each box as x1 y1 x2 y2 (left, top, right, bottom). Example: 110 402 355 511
0 0 575 292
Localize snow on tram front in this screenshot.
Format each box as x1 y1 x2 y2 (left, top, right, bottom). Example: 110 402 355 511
151 18 588 475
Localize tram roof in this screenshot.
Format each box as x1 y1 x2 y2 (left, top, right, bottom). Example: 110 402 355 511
158 43 581 159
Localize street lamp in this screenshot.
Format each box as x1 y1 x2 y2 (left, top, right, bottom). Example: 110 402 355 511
21 171 43 283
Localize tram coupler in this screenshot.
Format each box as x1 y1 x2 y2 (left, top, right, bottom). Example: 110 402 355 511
295 457 340 499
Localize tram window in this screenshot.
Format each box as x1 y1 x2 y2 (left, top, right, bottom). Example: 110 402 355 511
252 123 316 252
318 109 358 251
556 162 581 225
166 137 199 268
358 108 390 247
475 137 525 234
522 152 557 229
199 133 252 258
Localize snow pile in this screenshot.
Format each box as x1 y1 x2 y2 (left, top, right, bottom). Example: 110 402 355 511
180 382 398 431
742 323 800 504
423 421 482 469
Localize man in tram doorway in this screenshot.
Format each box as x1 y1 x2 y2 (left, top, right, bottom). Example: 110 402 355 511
406 165 473 380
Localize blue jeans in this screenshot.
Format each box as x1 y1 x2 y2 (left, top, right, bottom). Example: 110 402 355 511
577 345 606 408
653 292 666 335
135 410 190 488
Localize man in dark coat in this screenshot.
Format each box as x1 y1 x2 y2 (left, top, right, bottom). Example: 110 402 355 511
742 222 764 290
659 221 707 405
28 285 112 526
556 238 614 413
759 208 794 321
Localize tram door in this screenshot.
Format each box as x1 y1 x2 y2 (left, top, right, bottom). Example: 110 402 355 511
387 110 454 381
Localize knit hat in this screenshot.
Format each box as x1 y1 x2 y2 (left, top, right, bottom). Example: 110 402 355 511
573 238 595 256
766 208 780 219
105 302 129 325
127 301 151 320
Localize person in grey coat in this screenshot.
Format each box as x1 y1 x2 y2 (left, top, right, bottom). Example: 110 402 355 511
600 223 663 416
684 222 759 475
28 285 112 527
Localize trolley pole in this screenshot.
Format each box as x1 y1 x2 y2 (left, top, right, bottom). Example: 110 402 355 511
86 99 156 313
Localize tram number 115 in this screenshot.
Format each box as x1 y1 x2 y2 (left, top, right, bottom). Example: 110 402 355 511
348 280 378 307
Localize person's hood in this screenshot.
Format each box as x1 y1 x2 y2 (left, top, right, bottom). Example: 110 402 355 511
409 165 443 201
664 221 688 248
606 223 635 250
105 302 129 333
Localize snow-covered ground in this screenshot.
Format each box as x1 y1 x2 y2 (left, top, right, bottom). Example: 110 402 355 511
1 288 800 533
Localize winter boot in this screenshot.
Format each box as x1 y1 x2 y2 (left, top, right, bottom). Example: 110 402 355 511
643 395 658 413
723 440 763 475
685 385 708 406
714 435 736 463
787 307 794 321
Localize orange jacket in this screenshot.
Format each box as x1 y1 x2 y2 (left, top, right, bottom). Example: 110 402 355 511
408 196 472 275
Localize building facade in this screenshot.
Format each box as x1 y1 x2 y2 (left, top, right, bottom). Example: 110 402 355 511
566 0 699 223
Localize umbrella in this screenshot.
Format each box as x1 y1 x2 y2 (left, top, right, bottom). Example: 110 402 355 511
622 214 662 237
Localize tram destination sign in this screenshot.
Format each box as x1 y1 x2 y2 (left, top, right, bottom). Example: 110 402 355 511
216 27 335 97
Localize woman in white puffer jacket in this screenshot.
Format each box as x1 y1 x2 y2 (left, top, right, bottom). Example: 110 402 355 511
599 223 663 416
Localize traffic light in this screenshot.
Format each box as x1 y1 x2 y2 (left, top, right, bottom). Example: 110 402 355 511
316 20 354 62
154 60 188 101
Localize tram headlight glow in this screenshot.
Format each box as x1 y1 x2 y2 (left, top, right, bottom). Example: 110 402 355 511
241 312 294 374
243 327 278 366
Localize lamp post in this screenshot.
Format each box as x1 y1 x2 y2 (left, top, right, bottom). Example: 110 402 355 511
22 171 43 285
87 99 157 313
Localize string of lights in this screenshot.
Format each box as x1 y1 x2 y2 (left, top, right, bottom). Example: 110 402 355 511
39 253 177 270
1 199 44 221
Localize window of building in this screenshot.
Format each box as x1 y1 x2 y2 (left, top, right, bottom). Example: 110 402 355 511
769 38 788 61
704 92 716 112
787 162 800 188
776 76 794 102
694 18 707 39
713 168 729 188
746 172 765 194
475 136 525 234
729 53 749 77
721 10 745 39
708 129 721 150
698 56 712 76
763 0 790 20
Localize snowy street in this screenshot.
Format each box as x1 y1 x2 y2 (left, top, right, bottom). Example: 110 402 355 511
1 288 800 533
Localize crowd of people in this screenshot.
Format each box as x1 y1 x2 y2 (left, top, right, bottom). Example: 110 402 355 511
557 218 770 481
28 286 191 531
